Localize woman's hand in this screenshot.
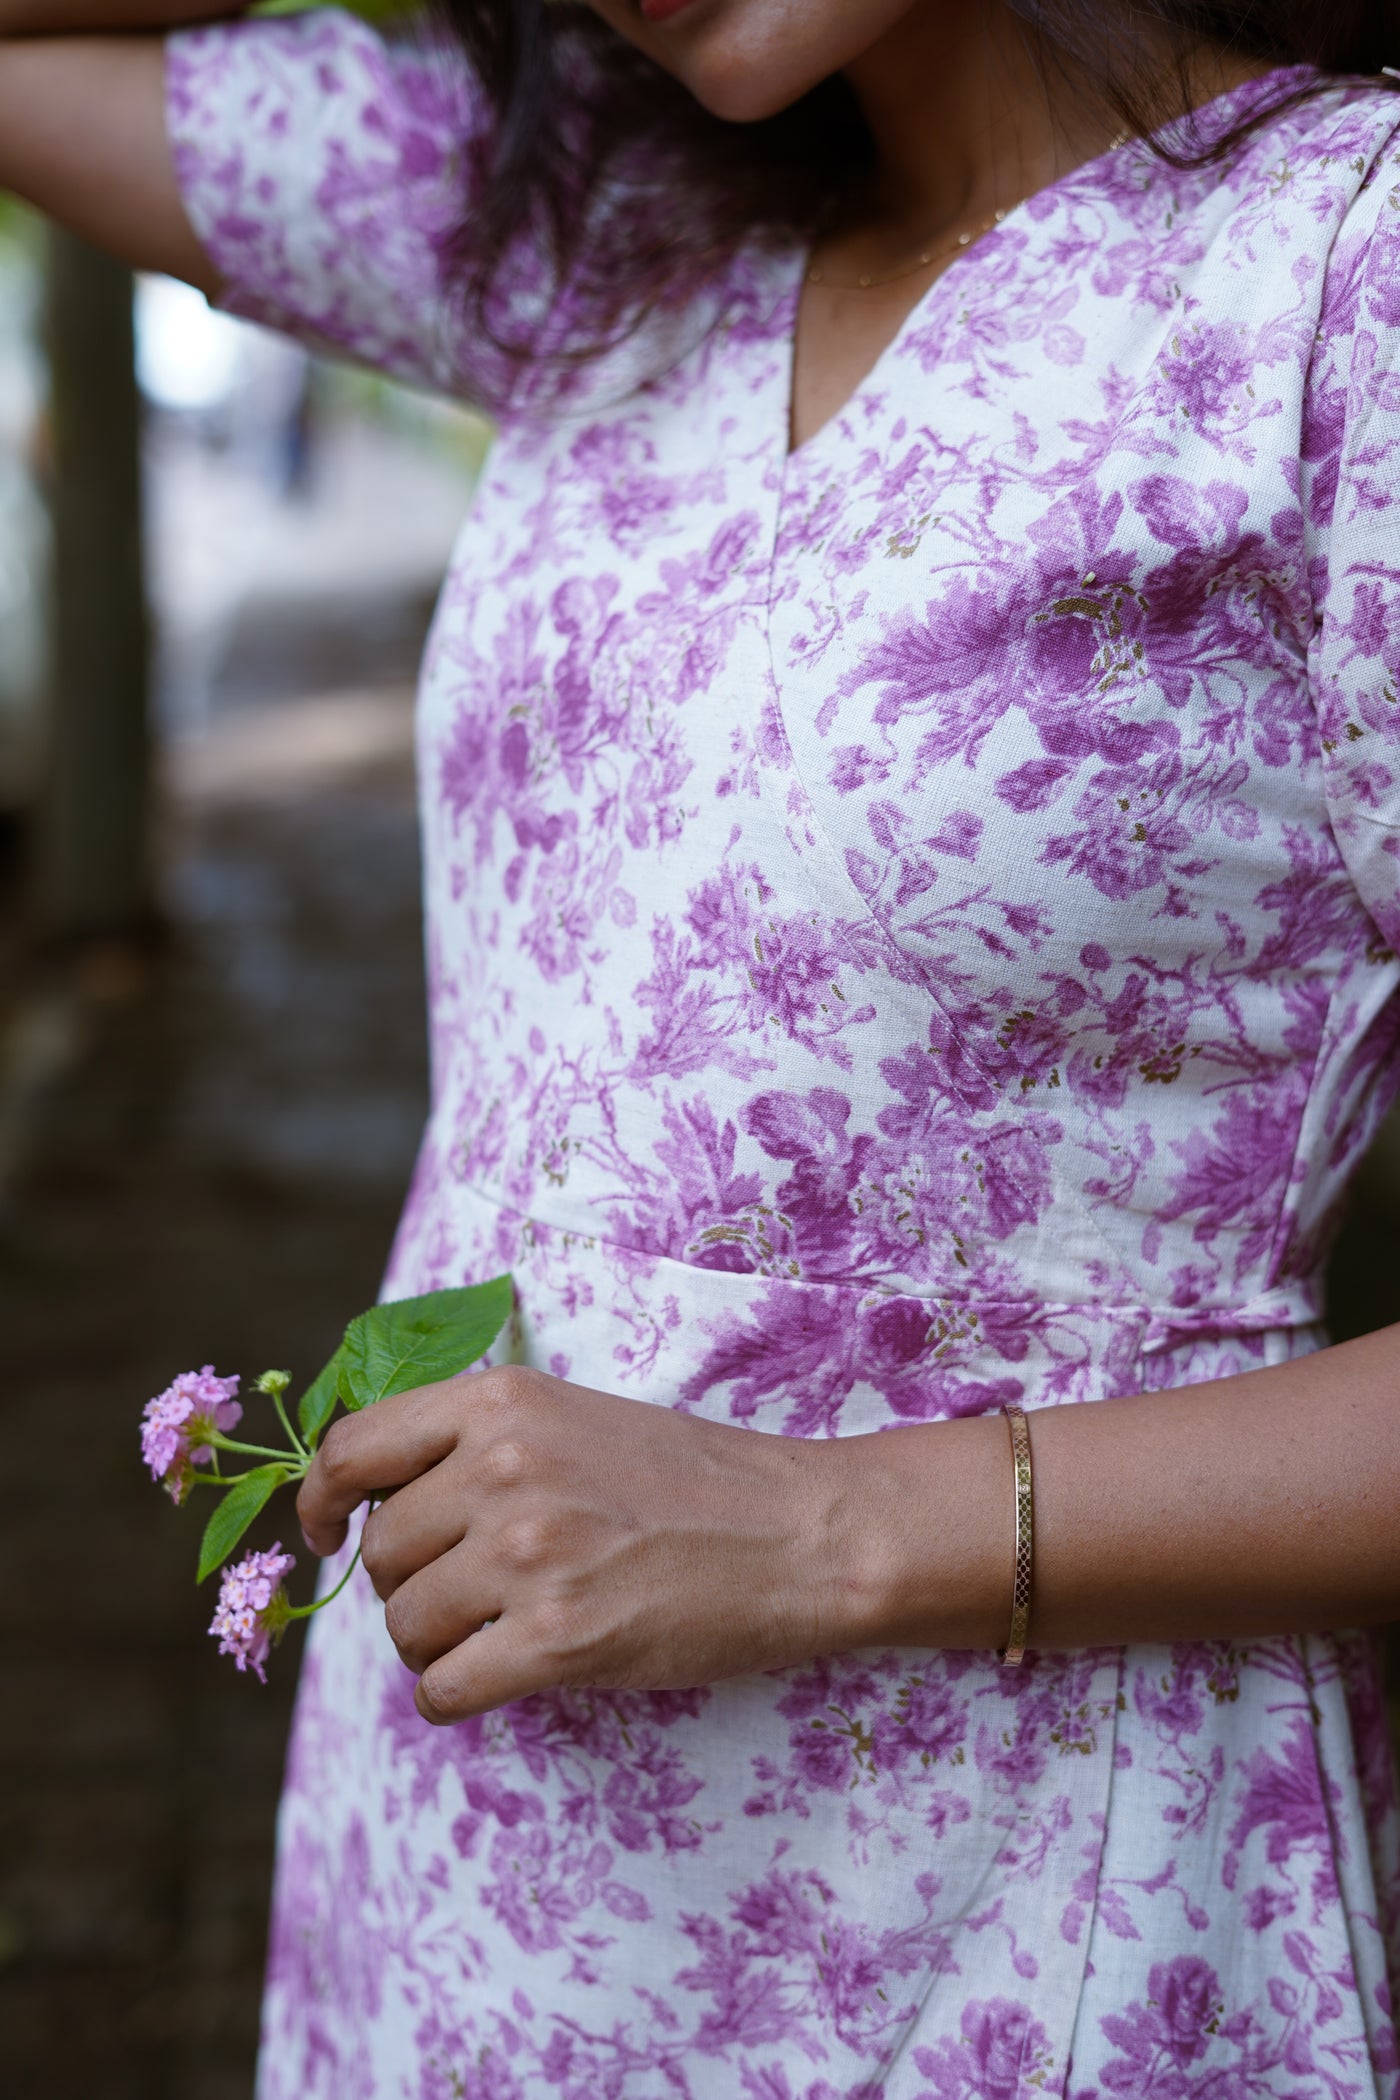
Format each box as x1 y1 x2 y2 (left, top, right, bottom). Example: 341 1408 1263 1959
296 1366 893 1723
298 1315 1400 1706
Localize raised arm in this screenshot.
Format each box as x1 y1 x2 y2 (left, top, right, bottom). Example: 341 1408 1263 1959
0 1 237 291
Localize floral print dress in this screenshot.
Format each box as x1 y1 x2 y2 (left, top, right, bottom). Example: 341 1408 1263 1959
167 14 1400 2097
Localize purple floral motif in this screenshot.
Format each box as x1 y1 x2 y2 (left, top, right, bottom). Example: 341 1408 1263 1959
1098 1956 1228 2086
1223 1713 1344 1894
912 1999 1053 2100
874 1677 969 1772
166 15 1400 2095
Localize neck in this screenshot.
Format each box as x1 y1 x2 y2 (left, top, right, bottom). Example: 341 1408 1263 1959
842 1 1264 239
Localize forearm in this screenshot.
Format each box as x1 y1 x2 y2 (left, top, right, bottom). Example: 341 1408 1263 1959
0 0 232 34
291 1316 1400 1720
846 1320 1400 1653
0 26 218 287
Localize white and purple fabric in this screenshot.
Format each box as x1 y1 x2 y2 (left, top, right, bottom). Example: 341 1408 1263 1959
167 14 1400 2094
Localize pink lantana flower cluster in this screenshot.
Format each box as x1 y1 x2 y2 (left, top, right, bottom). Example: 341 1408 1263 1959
209 1544 297 1682
141 1365 243 1504
140 1277 513 1681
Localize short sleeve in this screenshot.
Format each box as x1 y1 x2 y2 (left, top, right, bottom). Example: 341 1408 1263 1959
1308 115 1400 952
165 8 487 398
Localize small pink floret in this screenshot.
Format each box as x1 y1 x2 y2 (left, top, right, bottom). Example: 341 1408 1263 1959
209 1544 296 1682
140 1366 242 1502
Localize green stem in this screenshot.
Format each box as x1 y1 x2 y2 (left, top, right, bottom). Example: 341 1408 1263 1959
268 1385 308 1462
207 1435 304 1467
288 1544 362 1620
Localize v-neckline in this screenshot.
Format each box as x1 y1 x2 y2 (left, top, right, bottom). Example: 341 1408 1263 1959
779 62 1311 468
782 218 1017 467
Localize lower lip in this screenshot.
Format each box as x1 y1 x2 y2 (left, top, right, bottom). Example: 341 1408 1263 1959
639 0 701 21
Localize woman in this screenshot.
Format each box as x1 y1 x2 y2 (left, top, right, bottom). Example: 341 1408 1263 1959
6 0 1400 2090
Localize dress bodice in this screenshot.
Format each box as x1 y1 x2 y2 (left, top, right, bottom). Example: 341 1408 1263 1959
165 17 1400 2094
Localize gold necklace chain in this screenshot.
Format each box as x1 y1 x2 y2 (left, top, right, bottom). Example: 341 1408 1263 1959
806 129 1132 294
807 207 1010 292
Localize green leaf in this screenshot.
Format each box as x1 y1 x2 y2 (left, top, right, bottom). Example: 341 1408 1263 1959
197 1465 289 1583
297 1347 347 1447
338 1276 514 1412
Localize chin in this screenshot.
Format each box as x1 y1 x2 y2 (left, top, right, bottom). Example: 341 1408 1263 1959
594 0 916 123
684 57 824 127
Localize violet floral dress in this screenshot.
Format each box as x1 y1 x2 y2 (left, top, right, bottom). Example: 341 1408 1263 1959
167 14 1400 2096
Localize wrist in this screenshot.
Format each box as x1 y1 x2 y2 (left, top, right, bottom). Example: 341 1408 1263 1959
819 1415 1012 1654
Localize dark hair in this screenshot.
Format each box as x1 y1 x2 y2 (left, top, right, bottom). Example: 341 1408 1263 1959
433 0 1400 382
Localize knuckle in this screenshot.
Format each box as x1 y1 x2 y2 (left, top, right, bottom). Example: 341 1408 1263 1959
358 1514 388 1584
480 1438 532 1493
417 1673 459 1726
498 1512 553 1574
317 1417 357 1484
382 1590 417 1657
484 1363 542 1415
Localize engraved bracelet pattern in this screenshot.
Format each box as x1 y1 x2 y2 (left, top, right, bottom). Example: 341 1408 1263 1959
1000 1403 1033 1667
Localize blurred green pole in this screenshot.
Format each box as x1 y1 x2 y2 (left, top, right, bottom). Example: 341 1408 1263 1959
34 226 151 941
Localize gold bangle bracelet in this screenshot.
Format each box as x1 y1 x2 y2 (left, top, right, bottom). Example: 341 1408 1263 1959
999 1403 1034 1667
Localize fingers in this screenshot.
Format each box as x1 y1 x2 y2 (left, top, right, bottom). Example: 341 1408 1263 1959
381 1534 502 1674
387 1525 582 1720
417 1617 555 1725
297 1385 461 1556
359 1468 470 1600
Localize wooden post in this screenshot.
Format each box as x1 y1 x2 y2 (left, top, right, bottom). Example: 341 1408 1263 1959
34 226 151 940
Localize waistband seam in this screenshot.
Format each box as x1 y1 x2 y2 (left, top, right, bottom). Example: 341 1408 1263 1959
443 1165 1324 1336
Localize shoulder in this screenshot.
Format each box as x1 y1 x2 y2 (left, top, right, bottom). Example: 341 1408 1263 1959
1314 94 1400 344
166 6 479 161
164 6 487 401
1220 73 1400 195
1298 90 1400 514
1094 76 1400 267
1234 77 1400 274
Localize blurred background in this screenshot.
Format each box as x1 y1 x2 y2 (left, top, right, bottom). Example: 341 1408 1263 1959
0 214 487 2098
0 217 1396 2100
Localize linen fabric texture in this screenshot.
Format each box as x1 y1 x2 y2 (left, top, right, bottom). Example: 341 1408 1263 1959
167 14 1400 2097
